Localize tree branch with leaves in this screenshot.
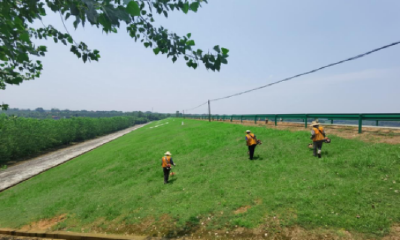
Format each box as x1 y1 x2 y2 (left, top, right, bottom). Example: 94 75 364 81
0 0 229 110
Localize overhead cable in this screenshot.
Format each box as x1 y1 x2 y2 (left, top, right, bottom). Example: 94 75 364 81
184 101 208 112
210 40 400 102
183 40 400 112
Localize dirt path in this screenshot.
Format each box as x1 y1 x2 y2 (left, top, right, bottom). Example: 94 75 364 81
0 123 149 192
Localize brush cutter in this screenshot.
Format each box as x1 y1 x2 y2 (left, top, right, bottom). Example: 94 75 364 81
170 164 176 176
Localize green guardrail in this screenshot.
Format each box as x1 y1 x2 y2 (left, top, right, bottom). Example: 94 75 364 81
184 113 400 134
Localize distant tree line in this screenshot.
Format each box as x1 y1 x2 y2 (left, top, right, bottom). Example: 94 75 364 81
1 108 171 120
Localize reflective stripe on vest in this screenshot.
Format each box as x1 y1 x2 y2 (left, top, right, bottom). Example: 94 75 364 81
312 127 325 141
246 133 257 146
162 156 171 168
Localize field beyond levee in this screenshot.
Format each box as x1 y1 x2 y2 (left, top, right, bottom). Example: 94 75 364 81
0 118 399 239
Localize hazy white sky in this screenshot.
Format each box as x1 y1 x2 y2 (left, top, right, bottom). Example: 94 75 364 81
2 0 400 114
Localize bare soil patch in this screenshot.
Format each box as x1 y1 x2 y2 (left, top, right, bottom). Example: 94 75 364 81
383 224 400 240
93 214 370 240
6 213 399 240
234 206 251 214
20 214 66 232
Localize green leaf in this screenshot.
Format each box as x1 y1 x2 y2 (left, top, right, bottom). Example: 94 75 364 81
103 5 122 25
17 53 29 62
221 58 228 64
187 33 191 38
144 42 150 48
73 19 80 29
39 7 46 16
0 52 8 61
38 46 47 52
190 2 199 12
186 40 195 46
172 56 177 63
221 48 229 55
98 14 111 31
70 4 79 16
20 32 30 43
126 1 141 16
213 45 220 53
115 6 131 22
182 2 189 14
14 17 24 30
86 8 98 24
153 48 160 55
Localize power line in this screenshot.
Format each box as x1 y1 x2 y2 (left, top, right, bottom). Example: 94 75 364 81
184 40 400 112
211 40 400 102
184 101 208 112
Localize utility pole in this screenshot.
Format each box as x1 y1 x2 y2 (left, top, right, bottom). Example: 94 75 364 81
208 100 211 122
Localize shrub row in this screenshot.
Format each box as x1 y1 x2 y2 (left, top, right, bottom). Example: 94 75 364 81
0 116 149 163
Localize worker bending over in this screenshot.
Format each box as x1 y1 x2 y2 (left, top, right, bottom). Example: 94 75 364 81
310 121 327 158
245 130 258 160
161 151 176 184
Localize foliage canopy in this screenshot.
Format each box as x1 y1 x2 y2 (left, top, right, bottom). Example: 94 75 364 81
0 0 229 109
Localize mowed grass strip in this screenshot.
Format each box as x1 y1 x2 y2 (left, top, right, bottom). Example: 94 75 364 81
0 118 399 237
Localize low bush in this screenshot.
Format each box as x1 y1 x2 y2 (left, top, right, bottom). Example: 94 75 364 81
0 115 148 163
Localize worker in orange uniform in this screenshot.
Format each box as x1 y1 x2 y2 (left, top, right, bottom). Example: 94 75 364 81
310 121 326 158
161 151 176 184
245 130 258 160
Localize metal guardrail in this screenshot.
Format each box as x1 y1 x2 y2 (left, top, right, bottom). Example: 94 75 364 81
185 113 400 133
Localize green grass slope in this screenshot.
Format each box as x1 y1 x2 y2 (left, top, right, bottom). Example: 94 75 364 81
0 118 399 238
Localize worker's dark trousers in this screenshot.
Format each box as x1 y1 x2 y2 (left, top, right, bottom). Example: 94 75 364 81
163 167 171 183
313 141 324 156
248 144 257 160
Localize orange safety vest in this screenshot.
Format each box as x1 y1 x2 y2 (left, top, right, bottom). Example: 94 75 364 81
312 127 325 141
246 133 257 146
162 156 171 168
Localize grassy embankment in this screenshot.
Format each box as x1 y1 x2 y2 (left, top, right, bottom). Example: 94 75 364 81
0 118 399 239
